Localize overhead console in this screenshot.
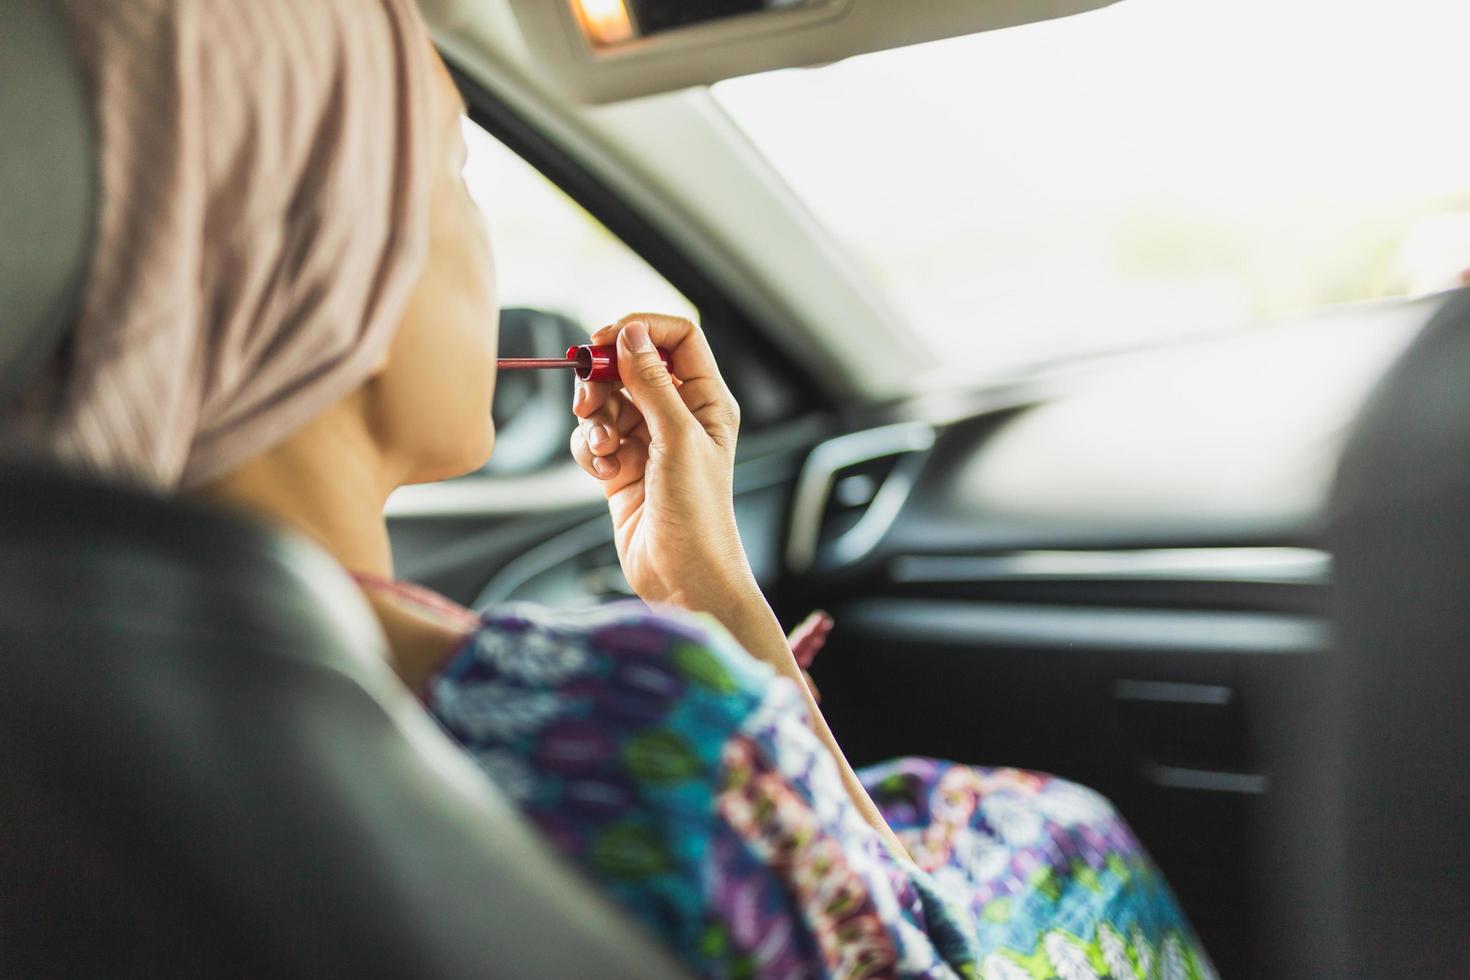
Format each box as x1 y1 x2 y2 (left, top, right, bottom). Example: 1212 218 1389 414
504 0 1120 103
572 0 836 46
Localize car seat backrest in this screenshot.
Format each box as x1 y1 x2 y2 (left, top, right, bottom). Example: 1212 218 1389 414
0 2 686 975
1312 287 1470 978
0 0 95 401
0 456 686 977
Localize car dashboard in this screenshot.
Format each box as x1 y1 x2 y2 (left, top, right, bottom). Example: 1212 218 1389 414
389 291 1439 974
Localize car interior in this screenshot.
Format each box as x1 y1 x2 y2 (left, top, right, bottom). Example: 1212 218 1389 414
4 0 1470 976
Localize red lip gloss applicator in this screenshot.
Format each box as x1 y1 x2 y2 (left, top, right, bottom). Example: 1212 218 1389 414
498 344 673 382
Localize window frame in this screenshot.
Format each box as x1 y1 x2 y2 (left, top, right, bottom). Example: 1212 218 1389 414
446 59 823 428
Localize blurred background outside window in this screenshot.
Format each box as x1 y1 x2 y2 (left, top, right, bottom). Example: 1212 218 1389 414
461 123 695 474
712 0 1470 383
463 122 697 333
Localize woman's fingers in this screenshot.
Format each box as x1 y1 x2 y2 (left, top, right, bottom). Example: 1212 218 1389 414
573 382 650 461
591 315 739 446
583 417 618 458
570 424 619 478
573 370 616 423
611 322 694 448
572 311 737 488
571 423 651 495
574 378 625 458
788 610 834 669
590 314 723 387
572 340 623 458
605 436 648 495
571 384 650 479
600 438 651 523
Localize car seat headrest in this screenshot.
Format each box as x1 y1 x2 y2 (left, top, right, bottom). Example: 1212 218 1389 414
0 0 95 401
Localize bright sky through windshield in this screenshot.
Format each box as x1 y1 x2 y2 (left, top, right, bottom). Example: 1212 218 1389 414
713 0 1470 375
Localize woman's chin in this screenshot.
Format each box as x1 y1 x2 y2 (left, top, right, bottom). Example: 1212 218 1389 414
403 424 495 486
470 426 496 473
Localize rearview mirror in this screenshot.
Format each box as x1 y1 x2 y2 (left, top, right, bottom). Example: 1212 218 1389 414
505 0 1119 103
483 307 586 477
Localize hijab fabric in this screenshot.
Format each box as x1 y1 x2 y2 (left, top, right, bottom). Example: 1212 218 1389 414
34 0 435 490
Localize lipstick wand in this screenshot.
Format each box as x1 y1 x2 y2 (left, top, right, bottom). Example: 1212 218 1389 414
496 358 572 370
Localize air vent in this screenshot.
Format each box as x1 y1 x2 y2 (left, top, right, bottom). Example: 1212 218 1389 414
786 422 935 573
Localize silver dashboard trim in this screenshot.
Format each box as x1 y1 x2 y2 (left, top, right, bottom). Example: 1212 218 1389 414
843 597 1328 654
473 513 617 608
785 421 936 573
384 464 604 518
1112 679 1236 707
889 547 1331 586
1141 763 1269 795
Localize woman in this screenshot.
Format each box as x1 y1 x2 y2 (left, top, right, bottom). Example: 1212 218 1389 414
28 1 1212 977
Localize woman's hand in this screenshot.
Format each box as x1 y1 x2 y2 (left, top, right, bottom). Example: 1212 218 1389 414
571 317 909 857
570 314 758 620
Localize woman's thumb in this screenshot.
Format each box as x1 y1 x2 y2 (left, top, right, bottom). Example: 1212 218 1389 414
617 321 685 437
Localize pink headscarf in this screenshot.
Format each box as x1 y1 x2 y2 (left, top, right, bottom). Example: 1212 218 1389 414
30 0 435 490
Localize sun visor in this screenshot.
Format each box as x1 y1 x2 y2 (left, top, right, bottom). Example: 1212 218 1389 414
504 0 1119 103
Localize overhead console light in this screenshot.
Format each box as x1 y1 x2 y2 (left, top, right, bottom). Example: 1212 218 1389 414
573 0 634 46
511 0 1121 103
575 0 821 48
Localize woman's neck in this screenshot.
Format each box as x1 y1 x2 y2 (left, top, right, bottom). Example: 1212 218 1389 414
192 405 399 576
191 397 475 689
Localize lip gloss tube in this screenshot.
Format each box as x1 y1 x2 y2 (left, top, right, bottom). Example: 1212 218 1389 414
565 344 672 382
497 344 673 382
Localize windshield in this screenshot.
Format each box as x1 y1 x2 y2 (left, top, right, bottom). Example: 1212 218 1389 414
711 0 1470 375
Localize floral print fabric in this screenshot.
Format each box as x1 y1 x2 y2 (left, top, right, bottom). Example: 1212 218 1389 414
425 600 1213 979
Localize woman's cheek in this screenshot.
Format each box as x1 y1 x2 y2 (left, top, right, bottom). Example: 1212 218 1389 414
446 322 496 455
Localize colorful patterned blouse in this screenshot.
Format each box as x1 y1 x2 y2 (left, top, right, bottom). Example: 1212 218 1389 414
417 595 1214 979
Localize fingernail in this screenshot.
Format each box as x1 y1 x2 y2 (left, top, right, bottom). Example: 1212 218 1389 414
623 320 655 353
592 456 613 477
590 424 610 448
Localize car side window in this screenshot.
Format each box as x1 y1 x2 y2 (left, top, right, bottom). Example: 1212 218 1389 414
461 121 698 475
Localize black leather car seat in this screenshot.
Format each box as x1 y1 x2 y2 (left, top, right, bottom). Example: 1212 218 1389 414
0 2 685 976
1275 287 1470 978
